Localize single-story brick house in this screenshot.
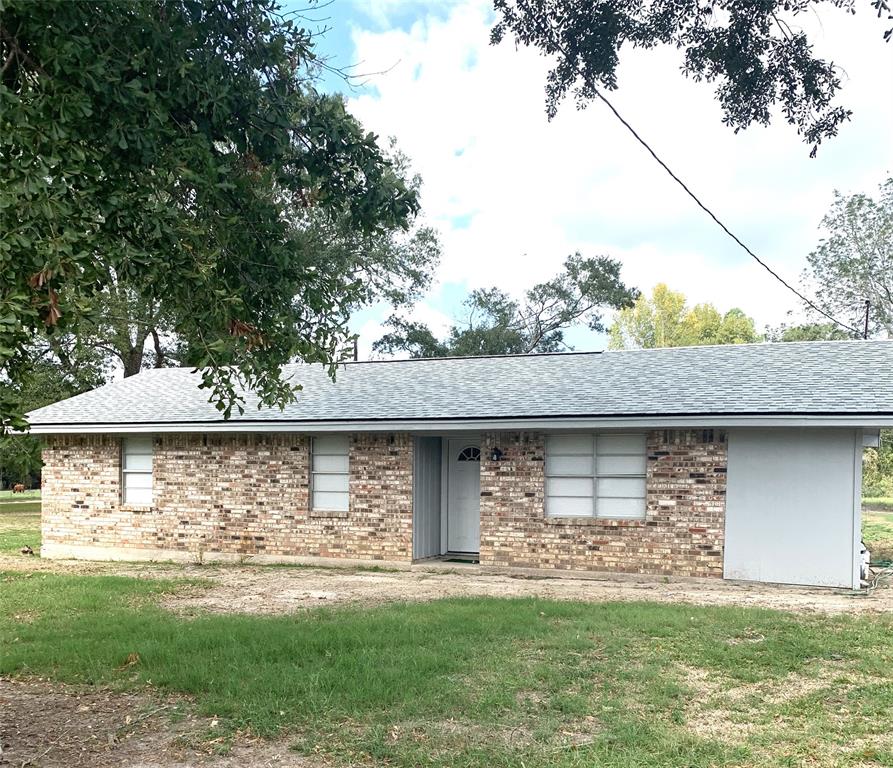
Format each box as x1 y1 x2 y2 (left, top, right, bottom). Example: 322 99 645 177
26 340 893 589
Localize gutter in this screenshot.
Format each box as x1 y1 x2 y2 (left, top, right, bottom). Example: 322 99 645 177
25 413 893 434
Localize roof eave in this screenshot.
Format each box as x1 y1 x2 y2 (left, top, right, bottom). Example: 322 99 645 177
23 412 893 434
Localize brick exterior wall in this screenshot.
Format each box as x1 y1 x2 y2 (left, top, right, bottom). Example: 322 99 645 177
41 432 413 562
479 430 727 577
42 429 726 576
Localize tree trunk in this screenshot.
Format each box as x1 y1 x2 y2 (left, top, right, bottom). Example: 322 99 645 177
151 328 165 368
122 346 144 377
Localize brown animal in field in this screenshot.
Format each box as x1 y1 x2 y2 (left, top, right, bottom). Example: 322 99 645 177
12 483 26 494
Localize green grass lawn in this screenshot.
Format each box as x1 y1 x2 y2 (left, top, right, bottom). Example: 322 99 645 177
0 488 41 500
864 496 893 512
2 572 893 767
0 499 40 554
863 508 893 566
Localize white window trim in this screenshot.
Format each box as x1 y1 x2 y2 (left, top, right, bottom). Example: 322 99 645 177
545 433 647 520
310 435 350 513
121 436 153 507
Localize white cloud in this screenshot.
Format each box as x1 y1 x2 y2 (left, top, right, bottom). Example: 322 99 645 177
345 1 893 344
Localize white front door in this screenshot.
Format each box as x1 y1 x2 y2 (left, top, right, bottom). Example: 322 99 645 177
447 439 481 553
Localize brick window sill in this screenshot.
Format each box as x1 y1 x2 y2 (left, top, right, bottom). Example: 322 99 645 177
119 504 154 514
544 516 647 528
309 509 349 519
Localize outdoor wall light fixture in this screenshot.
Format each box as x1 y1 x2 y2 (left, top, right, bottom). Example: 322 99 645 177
489 447 505 462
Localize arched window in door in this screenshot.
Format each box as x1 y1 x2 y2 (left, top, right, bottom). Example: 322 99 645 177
457 446 481 462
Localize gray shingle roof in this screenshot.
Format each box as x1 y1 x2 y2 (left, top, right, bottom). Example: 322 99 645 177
25 340 893 428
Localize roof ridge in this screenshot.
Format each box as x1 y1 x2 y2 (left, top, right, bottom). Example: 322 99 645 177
331 349 606 365
138 339 888 374
332 338 887 365
601 338 884 354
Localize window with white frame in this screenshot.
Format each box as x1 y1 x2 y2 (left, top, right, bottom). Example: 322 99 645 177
311 435 349 512
545 433 646 519
122 436 153 506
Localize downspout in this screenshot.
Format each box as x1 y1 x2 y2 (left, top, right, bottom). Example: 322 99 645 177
852 429 864 590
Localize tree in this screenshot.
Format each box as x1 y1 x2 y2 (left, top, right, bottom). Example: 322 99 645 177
804 177 893 337
608 284 760 349
0 0 436 431
372 316 449 359
0 336 106 487
607 283 686 349
54 148 439 379
765 321 853 342
374 253 637 357
863 430 893 498
491 1 892 154
73 274 177 378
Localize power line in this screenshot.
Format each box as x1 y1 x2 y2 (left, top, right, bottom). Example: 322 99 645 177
588 86 864 337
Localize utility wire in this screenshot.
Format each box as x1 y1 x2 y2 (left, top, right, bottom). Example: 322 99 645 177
589 86 864 337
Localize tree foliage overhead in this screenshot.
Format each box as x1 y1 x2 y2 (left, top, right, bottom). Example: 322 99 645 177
0 0 437 431
491 0 892 153
608 283 760 349
804 177 892 337
373 253 638 358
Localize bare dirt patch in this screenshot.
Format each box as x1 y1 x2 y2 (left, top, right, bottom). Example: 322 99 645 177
678 659 893 761
351 714 598 758
1 553 891 615
0 678 317 768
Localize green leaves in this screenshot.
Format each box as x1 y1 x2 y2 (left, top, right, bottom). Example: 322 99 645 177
804 177 893 337
492 0 884 153
0 0 434 431
374 253 636 358
765 322 853 342
608 284 761 350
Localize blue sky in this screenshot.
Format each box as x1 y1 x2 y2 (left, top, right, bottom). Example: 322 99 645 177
286 0 893 355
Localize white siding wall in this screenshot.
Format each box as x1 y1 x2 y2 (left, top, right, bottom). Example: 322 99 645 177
724 428 861 588
413 436 442 559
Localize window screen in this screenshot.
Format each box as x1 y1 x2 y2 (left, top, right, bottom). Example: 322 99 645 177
122 436 153 506
545 433 646 519
594 433 646 518
311 435 349 511
544 434 594 517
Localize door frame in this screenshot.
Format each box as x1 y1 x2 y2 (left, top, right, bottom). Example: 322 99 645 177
440 434 481 554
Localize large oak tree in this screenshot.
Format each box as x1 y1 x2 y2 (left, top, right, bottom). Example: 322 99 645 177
0 0 437 430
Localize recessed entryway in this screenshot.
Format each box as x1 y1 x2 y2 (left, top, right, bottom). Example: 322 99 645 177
412 436 482 561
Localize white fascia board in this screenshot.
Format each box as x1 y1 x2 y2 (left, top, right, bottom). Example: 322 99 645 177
24 414 893 434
